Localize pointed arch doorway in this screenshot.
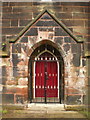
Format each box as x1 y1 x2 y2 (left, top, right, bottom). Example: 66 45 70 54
29 43 64 103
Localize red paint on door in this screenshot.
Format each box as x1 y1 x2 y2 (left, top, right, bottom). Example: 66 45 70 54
35 52 58 98
46 61 58 97
35 61 45 97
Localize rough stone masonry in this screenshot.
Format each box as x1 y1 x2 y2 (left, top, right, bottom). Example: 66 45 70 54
0 2 90 105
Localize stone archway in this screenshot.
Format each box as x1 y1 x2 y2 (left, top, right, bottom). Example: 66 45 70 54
28 40 64 103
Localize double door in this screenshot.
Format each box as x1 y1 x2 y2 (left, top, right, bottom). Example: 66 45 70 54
34 52 59 102
35 61 58 97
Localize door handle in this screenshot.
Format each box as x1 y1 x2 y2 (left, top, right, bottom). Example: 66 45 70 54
45 72 48 80
46 75 48 80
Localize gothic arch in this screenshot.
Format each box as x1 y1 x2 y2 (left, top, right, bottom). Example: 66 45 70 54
28 40 64 103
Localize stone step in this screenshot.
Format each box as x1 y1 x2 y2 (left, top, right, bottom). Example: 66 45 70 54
27 103 65 111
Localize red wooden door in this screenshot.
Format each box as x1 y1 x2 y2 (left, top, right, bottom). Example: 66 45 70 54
35 52 58 98
46 61 58 97
35 61 45 97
